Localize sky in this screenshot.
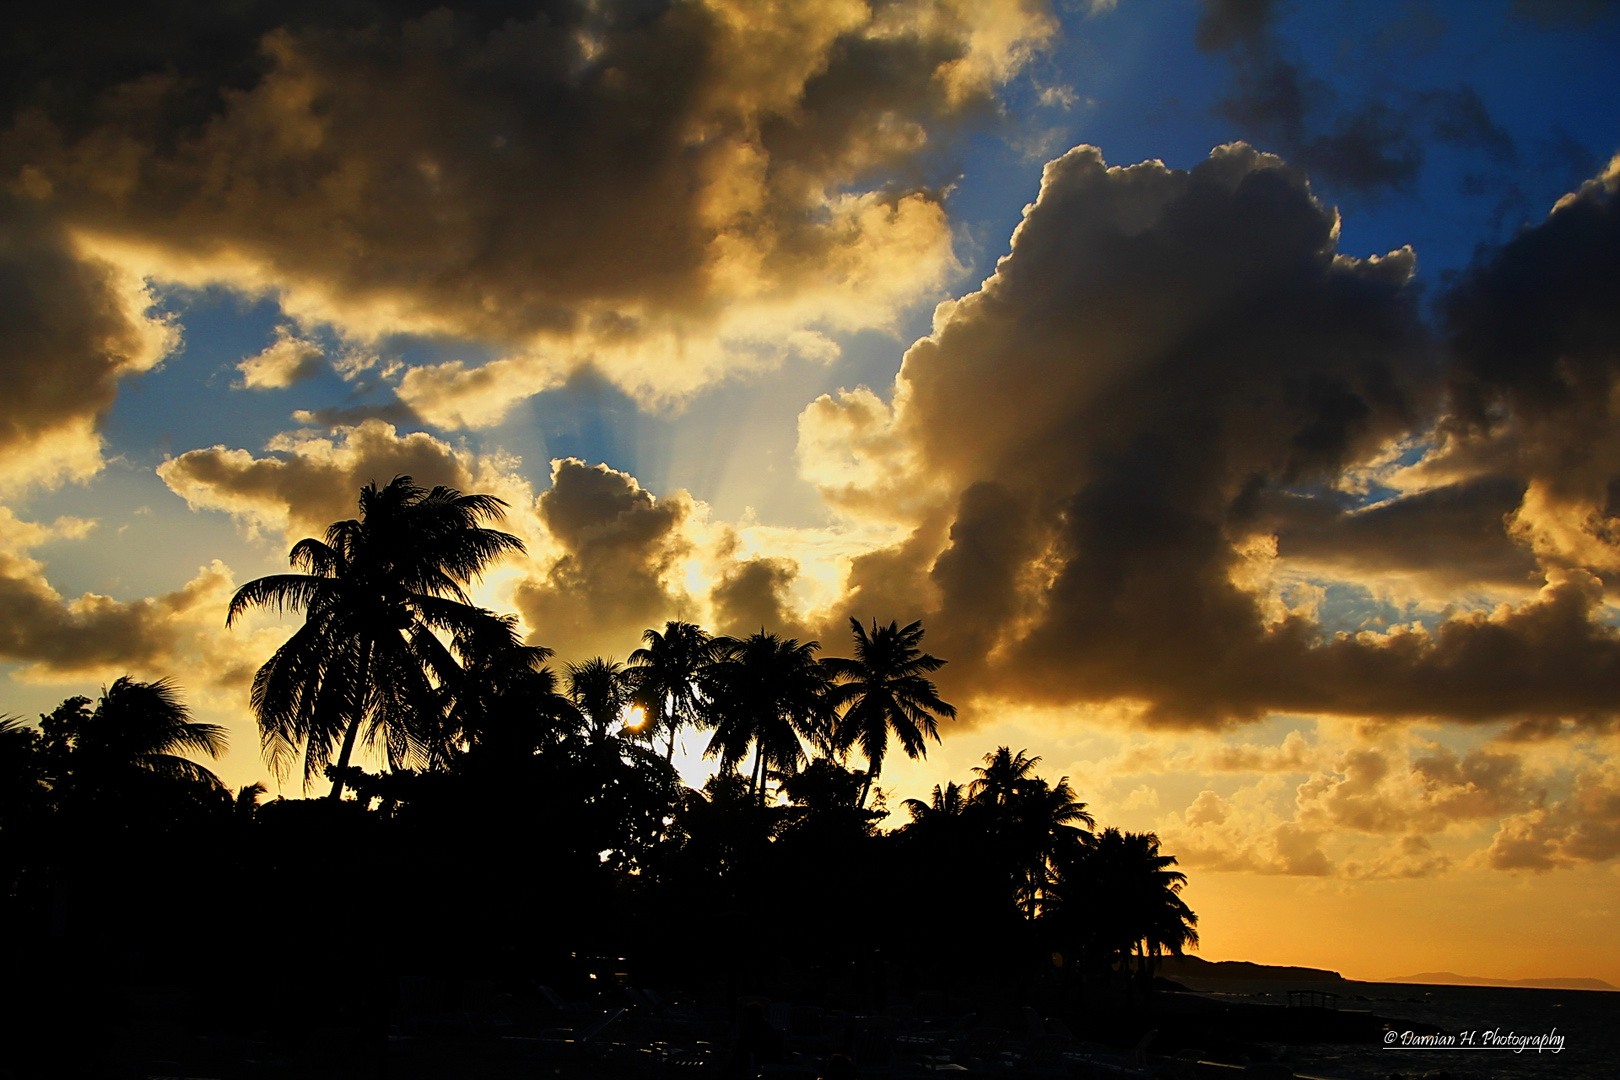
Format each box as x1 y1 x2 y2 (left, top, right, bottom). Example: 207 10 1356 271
3 0 1620 984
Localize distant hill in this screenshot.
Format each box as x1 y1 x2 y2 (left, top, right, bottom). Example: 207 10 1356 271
1157 955 1345 982
1386 972 1616 991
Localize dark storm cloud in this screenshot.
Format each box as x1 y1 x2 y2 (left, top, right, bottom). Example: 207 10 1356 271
811 144 1620 728
2 0 1053 418
1445 165 1620 480
1195 0 1515 195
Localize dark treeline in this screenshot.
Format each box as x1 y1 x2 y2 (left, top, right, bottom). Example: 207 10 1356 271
0 478 1196 1076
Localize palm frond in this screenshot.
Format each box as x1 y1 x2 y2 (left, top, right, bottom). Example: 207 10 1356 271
226 574 336 624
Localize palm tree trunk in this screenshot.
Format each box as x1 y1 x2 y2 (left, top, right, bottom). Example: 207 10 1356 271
327 642 371 801
327 716 361 800
857 759 880 808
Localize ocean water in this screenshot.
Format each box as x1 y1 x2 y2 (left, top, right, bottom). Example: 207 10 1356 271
1169 976 1619 1080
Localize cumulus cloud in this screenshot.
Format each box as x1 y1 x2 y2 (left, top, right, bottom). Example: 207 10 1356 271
0 507 248 681
1443 157 1620 573
797 385 940 524
157 419 519 541
1295 742 1541 836
509 460 863 656
1486 750 1620 871
0 196 175 491
1263 476 1537 593
515 458 699 658
795 145 1620 730
1142 720 1620 878
1164 782 1335 876
236 325 324 389
5 0 1055 423
708 553 812 639
1186 729 1322 774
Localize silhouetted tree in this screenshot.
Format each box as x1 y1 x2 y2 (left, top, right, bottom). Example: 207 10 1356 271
1046 827 1197 1003
437 616 579 760
825 618 955 807
227 476 523 798
60 676 228 794
703 632 832 804
0 715 47 820
567 656 638 741
1005 775 1095 919
901 781 970 829
629 620 715 760
966 748 1095 918
970 746 1043 807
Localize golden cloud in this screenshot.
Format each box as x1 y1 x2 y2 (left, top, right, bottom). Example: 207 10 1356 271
0 198 175 493
7 0 1053 423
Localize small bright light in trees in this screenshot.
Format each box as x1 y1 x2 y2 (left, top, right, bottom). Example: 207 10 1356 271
620 704 647 731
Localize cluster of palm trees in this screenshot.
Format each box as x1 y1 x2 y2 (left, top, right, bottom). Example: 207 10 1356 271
897 748 1198 994
225 477 957 807
3 676 230 816
1 476 1199 1011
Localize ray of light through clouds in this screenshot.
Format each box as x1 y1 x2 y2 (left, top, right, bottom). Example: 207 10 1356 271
2 0 1620 982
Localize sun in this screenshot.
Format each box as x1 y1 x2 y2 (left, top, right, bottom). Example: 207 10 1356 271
619 703 648 731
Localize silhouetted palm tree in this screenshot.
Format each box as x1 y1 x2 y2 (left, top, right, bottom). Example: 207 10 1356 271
628 620 715 760
824 618 955 807
1046 827 1197 992
567 656 637 741
969 746 1042 807
69 677 228 792
703 632 832 804
0 715 44 810
1109 829 1197 974
967 747 1095 918
234 781 268 819
1005 776 1095 919
901 780 970 826
227 477 524 798
436 616 579 760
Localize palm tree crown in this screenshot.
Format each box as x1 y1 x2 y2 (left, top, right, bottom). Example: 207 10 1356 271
969 746 1042 806
1047 827 1198 978
226 476 524 797
628 620 715 760
902 780 970 826
567 657 638 741
70 676 228 791
824 618 955 806
436 616 577 759
703 632 832 803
